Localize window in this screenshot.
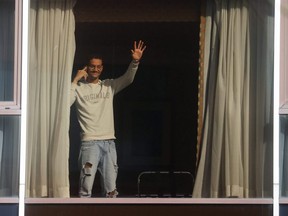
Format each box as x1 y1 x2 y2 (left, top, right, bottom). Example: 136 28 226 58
279 0 288 200
0 0 21 115
70 0 200 198
26 0 275 204
0 0 21 200
0 115 20 197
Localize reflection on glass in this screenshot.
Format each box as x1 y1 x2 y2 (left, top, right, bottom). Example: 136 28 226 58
0 116 20 197
0 0 15 101
280 115 288 197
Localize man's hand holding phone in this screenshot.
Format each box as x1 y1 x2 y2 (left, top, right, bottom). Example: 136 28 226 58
73 66 88 84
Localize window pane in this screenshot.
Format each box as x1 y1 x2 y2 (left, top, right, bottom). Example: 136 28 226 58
280 115 288 197
0 116 20 197
0 0 15 102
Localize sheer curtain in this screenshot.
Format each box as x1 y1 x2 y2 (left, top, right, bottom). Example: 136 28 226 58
193 0 273 198
26 0 76 197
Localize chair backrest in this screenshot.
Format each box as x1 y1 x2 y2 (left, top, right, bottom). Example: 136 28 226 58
137 171 194 197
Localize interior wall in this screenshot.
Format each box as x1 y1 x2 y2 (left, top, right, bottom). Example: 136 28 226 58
73 0 200 23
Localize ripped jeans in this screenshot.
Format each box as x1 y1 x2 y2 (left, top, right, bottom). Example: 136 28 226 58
78 140 118 198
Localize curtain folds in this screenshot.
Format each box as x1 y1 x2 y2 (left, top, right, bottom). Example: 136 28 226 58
193 0 273 198
26 0 76 197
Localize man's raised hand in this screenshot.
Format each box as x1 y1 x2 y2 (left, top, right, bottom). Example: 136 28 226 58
73 67 88 84
131 40 146 61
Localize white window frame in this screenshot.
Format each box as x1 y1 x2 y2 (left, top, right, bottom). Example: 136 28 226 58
17 1 281 216
0 0 23 207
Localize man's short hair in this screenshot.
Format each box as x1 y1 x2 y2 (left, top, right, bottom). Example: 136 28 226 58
88 54 103 64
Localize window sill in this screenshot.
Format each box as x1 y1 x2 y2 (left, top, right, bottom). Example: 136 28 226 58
24 198 273 205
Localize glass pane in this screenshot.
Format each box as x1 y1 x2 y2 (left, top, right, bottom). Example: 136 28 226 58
0 0 15 101
0 116 20 197
280 115 288 197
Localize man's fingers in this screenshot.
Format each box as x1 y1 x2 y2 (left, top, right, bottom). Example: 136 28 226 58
77 69 88 80
84 73 88 80
137 40 146 51
134 41 137 51
82 66 87 71
138 40 143 49
132 40 146 55
82 72 88 80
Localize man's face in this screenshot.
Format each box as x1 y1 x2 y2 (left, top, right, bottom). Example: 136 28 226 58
87 58 103 80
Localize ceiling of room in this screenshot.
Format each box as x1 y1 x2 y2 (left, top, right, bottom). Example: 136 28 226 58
74 0 201 23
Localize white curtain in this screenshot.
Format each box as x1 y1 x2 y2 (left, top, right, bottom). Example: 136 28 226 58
193 0 273 198
26 0 76 197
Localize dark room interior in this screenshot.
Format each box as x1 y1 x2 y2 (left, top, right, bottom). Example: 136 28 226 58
69 0 200 197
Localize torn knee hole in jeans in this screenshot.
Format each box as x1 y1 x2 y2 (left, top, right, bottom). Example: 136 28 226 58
83 162 92 176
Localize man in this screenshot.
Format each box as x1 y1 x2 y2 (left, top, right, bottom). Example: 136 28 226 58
70 41 146 197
